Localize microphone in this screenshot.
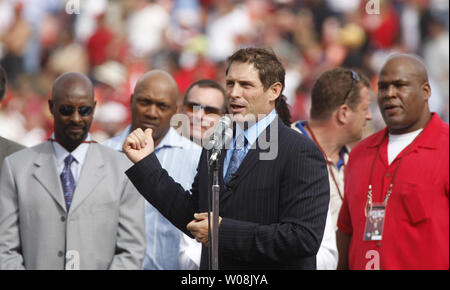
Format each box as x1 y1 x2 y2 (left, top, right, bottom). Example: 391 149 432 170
208 116 233 164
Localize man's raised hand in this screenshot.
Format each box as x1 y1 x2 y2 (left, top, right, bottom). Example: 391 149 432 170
122 128 154 163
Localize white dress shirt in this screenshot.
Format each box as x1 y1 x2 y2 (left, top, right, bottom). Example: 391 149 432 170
51 134 92 185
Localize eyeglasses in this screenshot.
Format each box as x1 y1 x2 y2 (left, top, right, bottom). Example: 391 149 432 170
184 102 222 115
59 105 94 117
343 70 361 104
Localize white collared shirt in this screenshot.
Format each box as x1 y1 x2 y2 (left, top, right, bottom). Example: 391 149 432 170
51 134 92 185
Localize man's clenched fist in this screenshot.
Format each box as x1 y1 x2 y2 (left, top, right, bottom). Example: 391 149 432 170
122 128 154 163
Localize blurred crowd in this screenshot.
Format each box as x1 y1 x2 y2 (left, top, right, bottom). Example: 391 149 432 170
0 0 448 146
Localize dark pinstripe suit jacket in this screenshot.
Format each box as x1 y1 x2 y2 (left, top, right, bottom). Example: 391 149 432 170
126 117 330 269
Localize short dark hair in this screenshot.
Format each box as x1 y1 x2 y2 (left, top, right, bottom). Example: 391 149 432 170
184 79 227 113
225 47 291 125
310 68 370 120
226 47 285 92
0 66 6 101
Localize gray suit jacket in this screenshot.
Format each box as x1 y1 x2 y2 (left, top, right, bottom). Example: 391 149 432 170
0 136 25 177
0 141 146 269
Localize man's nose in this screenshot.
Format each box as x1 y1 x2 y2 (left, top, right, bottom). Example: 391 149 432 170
228 83 241 99
192 106 206 118
145 104 158 118
367 108 373 120
70 110 82 122
385 84 397 98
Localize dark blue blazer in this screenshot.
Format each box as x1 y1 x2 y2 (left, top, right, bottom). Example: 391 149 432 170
126 117 330 269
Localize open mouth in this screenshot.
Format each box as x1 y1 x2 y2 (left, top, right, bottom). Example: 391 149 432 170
230 104 246 113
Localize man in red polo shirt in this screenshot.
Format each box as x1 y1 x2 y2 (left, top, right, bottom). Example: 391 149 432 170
337 54 449 270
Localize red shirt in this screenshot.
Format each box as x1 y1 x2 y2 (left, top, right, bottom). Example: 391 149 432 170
338 113 449 270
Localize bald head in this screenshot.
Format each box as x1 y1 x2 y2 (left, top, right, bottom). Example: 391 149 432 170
382 54 429 85
133 70 178 103
52 72 94 102
130 70 179 147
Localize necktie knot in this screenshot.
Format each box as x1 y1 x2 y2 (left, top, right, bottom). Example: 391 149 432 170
64 154 75 167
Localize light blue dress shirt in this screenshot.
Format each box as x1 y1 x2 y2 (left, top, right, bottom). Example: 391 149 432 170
223 109 278 177
103 126 202 269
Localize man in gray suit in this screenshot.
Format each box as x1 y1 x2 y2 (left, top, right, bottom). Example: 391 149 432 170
0 66 25 176
0 72 146 269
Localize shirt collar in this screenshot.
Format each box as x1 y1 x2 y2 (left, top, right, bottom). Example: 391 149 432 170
155 127 184 151
51 133 92 166
413 113 441 149
368 113 440 149
236 109 277 147
295 120 310 138
294 120 349 169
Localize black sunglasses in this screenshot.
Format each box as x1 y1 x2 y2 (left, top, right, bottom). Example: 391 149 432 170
59 105 94 117
343 70 361 104
184 102 222 115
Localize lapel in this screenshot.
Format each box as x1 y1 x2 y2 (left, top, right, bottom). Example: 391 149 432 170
68 144 105 214
219 117 280 203
0 137 7 161
32 142 67 213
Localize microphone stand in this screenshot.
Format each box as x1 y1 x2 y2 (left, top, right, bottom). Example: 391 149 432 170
208 149 221 270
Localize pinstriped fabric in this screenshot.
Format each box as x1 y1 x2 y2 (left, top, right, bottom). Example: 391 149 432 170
126 116 330 269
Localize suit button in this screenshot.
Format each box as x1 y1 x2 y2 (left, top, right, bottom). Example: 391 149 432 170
61 216 66 222
376 242 382 247
57 251 64 257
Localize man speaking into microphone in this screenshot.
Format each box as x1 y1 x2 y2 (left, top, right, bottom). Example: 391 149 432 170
123 48 330 269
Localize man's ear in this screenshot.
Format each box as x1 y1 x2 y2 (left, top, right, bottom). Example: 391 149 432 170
422 82 431 102
336 104 350 125
268 82 283 103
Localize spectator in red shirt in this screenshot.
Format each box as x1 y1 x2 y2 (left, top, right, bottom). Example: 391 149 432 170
337 54 449 270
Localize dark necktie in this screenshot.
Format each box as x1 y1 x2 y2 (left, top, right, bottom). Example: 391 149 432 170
224 133 247 184
60 154 76 210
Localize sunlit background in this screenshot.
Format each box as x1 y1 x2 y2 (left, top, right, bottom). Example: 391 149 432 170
0 0 448 146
